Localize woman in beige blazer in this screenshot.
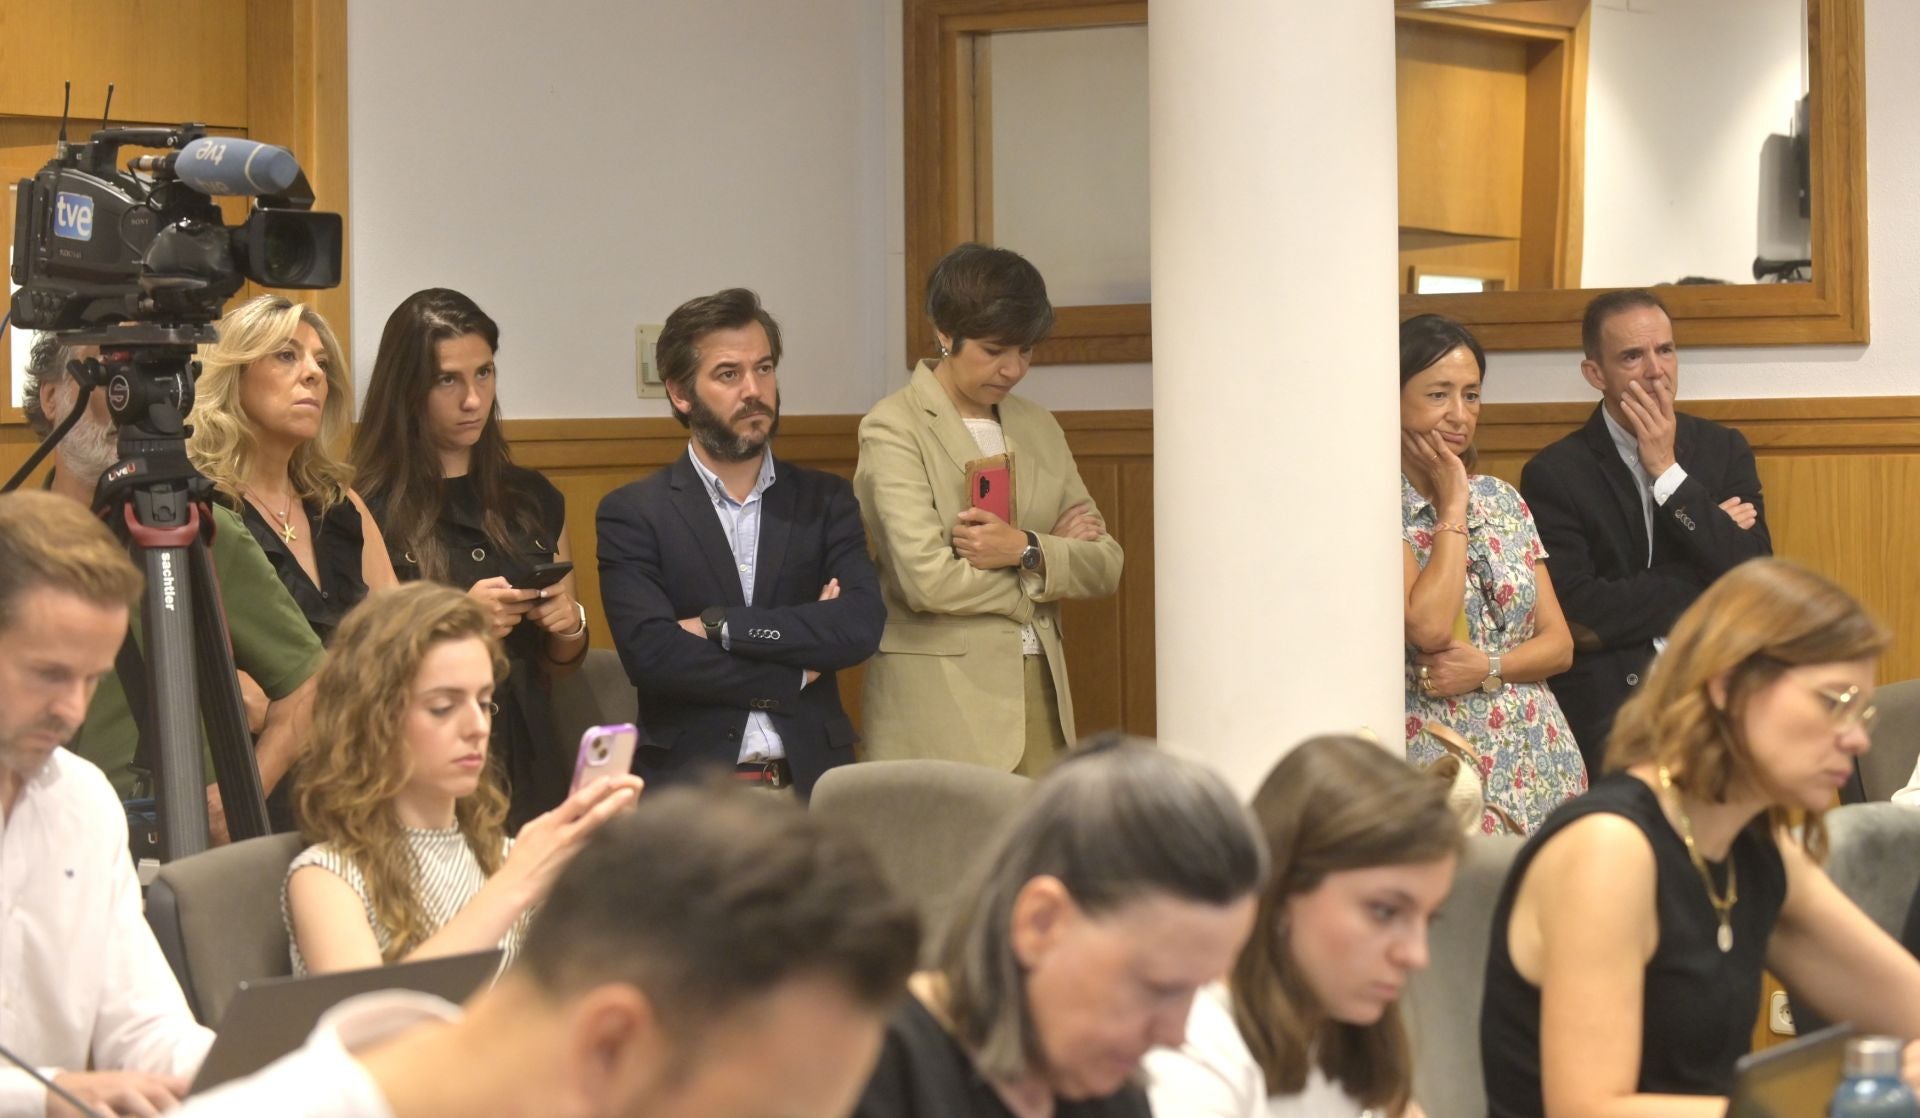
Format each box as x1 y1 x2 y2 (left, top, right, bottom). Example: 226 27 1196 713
855 244 1125 773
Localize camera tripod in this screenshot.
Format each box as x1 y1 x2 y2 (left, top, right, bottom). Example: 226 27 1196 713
4 325 269 860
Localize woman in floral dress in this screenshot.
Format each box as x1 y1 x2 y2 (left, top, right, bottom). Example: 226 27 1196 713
1400 314 1587 833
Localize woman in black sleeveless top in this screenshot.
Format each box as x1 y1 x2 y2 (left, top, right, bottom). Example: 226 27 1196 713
186 294 398 644
1481 559 1920 1117
352 289 590 832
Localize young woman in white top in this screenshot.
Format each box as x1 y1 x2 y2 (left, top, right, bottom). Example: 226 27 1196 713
284 582 641 974
1147 736 1462 1118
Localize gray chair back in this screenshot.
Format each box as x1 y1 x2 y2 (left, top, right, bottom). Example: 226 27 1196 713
810 760 1032 965
549 648 639 759
1860 679 1920 800
1402 833 1526 1118
1819 802 1920 937
145 832 306 1026
1788 802 1920 1033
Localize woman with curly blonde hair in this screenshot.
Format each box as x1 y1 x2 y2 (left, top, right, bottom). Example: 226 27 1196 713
188 294 396 644
1482 558 1920 1117
285 582 641 974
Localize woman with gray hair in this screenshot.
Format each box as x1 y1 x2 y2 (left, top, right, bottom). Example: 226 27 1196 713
851 736 1269 1117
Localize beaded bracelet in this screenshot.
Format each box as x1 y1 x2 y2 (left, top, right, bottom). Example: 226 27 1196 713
1432 521 1468 536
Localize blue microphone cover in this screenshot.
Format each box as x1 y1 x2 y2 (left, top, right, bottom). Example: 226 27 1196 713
174 136 300 196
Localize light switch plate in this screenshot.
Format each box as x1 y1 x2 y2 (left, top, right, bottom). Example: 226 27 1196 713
635 324 665 399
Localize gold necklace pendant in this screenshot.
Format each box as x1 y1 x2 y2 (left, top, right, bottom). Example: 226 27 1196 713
279 521 298 544
1657 765 1737 954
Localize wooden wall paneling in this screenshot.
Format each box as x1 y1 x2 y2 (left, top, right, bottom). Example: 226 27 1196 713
1516 17 1584 288
904 0 1149 368
503 411 1155 742
0 1 250 125
246 0 352 363
1403 0 1869 349
1117 456 1156 732
12 398 1914 746
1476 397 1920 684
1399 230 1520 294
1395 20 1529 240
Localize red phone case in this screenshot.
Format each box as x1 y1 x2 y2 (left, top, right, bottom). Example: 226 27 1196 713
967 461 1013 523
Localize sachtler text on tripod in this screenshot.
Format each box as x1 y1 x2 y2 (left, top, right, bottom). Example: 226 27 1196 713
4 88 341 861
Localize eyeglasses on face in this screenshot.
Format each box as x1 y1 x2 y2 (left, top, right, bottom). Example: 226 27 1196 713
1803 681 1878 732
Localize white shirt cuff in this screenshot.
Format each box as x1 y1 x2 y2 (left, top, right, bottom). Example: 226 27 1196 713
0 1070 51 1118
1650 463 1688 506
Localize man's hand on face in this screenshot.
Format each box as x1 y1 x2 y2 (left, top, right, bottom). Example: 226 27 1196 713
1618 378 1678 478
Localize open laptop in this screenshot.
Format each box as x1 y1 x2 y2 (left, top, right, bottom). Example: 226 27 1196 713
190 949 503 1094
1727 1021 1855 1118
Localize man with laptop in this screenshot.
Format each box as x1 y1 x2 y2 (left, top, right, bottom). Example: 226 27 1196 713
176 785 919 1117
0 491 213 1117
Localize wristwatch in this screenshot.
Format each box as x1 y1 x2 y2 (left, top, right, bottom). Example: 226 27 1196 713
1480 653 1504 693
1019 531 1042 571
700 606 727 643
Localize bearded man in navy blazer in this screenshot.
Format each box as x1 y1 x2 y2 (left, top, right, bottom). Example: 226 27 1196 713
1520 289 1771 771
596 288 884 797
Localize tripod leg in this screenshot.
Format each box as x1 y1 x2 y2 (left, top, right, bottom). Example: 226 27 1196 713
188 534 270 841
136 542 212 861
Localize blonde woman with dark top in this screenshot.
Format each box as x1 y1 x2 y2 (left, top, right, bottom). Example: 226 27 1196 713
1148 736 1461 1118
284 583 639 975
1481 559 1920 1117
187 294 397 644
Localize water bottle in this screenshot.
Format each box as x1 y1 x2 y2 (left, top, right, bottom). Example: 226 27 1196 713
1831 1036 1919 1117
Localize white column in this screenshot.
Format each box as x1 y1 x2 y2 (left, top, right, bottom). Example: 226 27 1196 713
1150 3 1405 795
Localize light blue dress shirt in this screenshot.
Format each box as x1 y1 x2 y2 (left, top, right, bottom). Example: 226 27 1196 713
685 445 787 764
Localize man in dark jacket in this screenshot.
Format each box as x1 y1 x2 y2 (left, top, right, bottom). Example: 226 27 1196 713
597 288 884 797
1521 289 1771 770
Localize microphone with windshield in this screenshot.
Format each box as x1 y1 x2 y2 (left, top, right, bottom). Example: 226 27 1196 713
131 136 300 196
0 1040 108 1118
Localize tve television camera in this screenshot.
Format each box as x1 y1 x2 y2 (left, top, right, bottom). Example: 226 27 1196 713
11 121 341 333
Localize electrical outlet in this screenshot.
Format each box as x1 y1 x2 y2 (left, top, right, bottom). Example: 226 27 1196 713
1768 990 1796 1036
635 324 665 399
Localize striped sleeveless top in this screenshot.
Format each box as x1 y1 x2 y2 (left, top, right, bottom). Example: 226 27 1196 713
282 826 526 975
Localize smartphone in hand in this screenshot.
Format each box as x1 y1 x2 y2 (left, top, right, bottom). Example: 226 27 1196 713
572 723 638 793
512 561 574 591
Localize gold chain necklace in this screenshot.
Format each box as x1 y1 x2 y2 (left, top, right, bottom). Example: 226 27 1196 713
1657 765 1738 953
244 485 298 544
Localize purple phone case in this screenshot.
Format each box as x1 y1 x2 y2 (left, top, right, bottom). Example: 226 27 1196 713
572 723 638 791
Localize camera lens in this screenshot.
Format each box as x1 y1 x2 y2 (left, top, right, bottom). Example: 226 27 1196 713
258 226 315 286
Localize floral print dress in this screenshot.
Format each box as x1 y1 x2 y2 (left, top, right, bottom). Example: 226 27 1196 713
1404 473 1587 833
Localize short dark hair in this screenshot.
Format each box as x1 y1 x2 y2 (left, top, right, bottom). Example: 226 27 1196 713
21 333 75 437
1581 289 1671 361
1398 314 1486 387
924 243 1056 354
654 288 783 428
517 784 919 1032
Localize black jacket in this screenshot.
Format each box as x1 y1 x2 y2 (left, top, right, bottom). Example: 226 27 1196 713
595 451 884 797
1520 406 1771 767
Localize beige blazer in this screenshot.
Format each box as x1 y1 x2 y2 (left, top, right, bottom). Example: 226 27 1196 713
854 363 1125 769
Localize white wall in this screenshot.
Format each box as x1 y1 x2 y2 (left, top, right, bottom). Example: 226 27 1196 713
1488 0 1920 403
349 0 894 420
350 0 1914 416
1581 0 1807 289
990 25 1151 307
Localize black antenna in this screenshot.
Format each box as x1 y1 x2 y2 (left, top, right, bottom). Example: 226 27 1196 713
57 81 71 149
100 83 115 132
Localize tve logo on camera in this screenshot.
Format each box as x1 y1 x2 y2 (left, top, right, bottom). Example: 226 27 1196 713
54 192 94 241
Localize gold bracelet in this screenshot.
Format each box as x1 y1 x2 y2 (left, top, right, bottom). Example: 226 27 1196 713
1432 521 1468 536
